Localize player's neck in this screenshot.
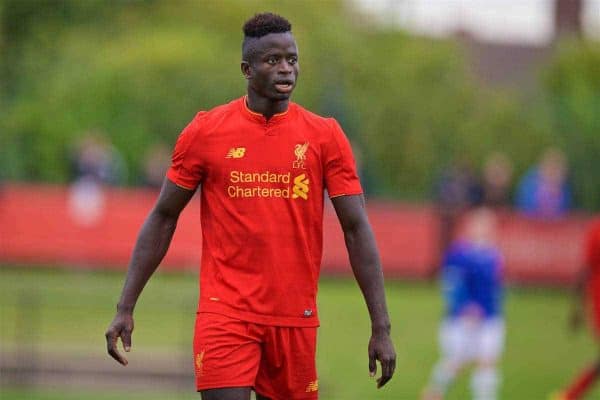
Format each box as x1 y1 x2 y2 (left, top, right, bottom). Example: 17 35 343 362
246 92 289 120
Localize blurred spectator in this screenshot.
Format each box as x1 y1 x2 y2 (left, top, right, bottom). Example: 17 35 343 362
481 152 513 209
432 160 483 276
141 143 171 189
70 132 126 185
68 131 126 226
516 148 572 219
422 208 504 400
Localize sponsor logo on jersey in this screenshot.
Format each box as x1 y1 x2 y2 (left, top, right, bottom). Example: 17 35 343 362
226 170 310 200
305 380 319 392
293 142 309 169
226 147 246 159
292 174 309 200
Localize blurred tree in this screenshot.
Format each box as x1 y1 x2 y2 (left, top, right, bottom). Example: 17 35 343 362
1 0 598 211
543 40 600 211
344 31 549 200
1 0 354 183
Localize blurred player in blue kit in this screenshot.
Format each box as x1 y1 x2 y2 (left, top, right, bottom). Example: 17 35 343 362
422 208 505 400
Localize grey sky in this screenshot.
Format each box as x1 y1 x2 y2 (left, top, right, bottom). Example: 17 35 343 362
352 0 600 44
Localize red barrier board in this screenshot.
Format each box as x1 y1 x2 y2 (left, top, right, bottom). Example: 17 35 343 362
495 212 587 284
0 184 589 285
0 184 201 270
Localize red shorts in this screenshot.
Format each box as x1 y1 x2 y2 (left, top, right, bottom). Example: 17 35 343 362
193 312 318 399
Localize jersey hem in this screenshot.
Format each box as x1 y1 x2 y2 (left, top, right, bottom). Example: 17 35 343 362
196 380 255 392
165 174 196 191
328 190 363 199
199 302 320 328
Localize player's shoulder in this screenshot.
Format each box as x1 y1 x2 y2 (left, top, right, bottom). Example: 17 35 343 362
193 98 241 124
291 102 339 131
447 241 499 264
443 241 468 266
185 98 243 137
447 241 469 256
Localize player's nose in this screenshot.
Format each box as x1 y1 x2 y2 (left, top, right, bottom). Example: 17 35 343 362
278 60 294 74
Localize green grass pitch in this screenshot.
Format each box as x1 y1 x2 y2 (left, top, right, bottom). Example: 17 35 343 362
0 266 598 399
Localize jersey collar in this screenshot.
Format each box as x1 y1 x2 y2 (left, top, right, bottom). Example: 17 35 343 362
240 96 292 125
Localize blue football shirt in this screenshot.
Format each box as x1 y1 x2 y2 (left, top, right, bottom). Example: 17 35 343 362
441 241 503 319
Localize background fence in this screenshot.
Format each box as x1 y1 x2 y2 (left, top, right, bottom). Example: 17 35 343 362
0 183 589 285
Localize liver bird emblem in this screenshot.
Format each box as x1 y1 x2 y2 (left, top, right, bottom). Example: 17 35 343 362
295 142 309 161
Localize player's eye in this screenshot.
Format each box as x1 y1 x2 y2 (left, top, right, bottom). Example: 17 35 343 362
266 56 278 65
287 56 298 65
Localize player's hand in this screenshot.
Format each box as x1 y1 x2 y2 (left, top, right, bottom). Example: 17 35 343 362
368 330 396 388
105 310 134 366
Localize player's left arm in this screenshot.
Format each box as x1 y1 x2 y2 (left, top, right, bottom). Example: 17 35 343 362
331 194 396 388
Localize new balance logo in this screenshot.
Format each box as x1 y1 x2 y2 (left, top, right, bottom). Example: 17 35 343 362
292 174 309 200
226 147 246 158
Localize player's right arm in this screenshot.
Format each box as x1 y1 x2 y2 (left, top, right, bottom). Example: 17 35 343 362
105 179 194 365
570 266 591 332
570 221 600 332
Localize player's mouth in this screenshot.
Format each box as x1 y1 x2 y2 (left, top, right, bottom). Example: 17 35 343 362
274 80 294 94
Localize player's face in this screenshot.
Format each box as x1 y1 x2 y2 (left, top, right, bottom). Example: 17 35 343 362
243 32 299 101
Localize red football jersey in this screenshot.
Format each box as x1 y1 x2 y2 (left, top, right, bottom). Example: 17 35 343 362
167 97 362 327
584 217 600 336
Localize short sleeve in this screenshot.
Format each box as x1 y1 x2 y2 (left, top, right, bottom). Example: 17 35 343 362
322 119 363 198
166 113 205 190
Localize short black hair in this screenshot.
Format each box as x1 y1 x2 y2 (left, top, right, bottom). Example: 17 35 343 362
243 12 291 38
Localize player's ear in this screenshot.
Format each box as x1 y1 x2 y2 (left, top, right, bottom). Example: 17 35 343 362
241 61 252 80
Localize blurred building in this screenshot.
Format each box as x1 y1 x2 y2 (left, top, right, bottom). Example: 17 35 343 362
353 0 598 88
